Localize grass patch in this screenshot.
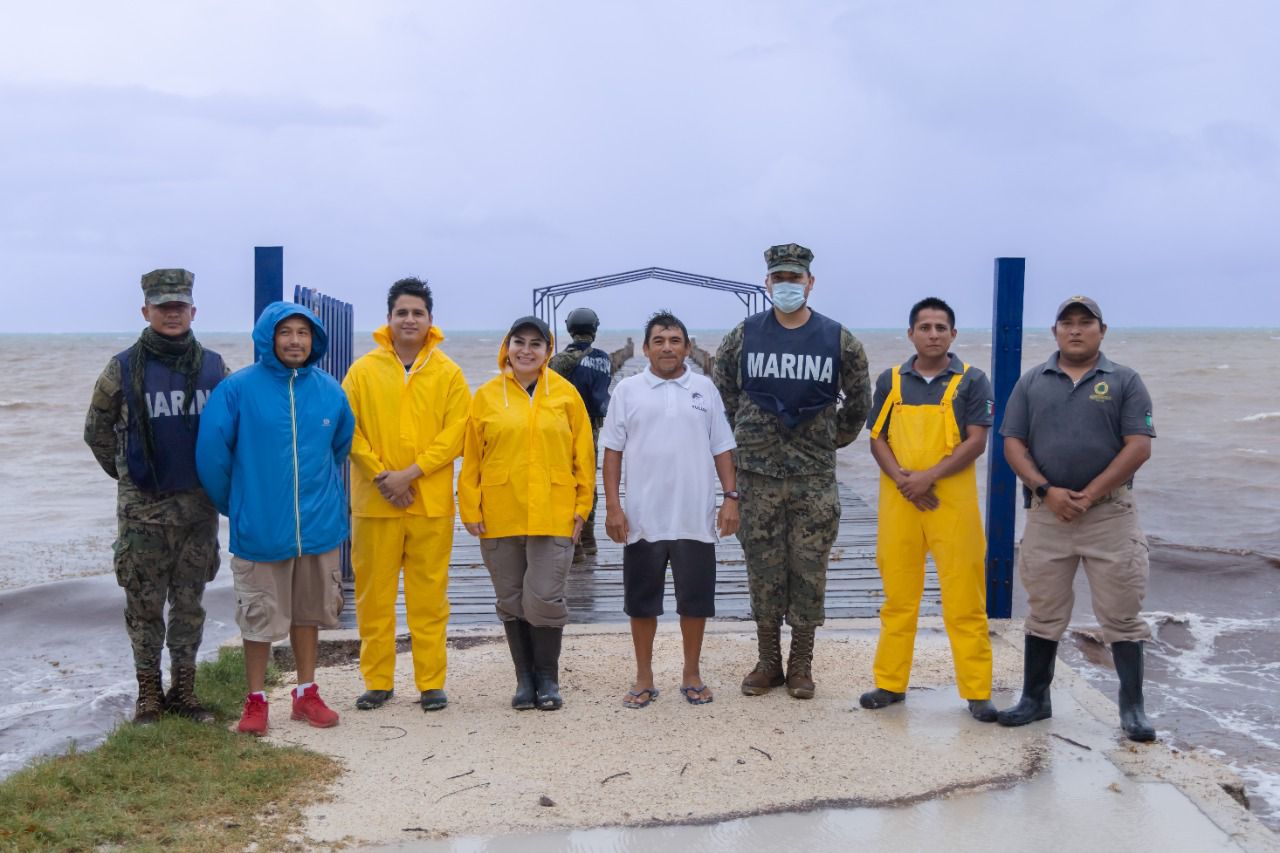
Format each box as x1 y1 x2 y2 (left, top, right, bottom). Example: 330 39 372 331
0 648 340 851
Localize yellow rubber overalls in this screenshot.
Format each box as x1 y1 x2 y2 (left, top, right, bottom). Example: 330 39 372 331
869 364 992 699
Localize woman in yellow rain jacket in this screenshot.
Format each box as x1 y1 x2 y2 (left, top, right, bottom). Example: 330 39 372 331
343 279 471 713
458 315 595 710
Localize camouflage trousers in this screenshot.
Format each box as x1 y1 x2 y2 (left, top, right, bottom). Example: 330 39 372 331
737 469 841 629
113 518 220 670
581 423 600 548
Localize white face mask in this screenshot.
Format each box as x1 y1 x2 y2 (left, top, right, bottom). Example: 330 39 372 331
771 282 807 313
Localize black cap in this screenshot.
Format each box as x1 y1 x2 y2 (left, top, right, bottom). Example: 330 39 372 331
506 315 551 344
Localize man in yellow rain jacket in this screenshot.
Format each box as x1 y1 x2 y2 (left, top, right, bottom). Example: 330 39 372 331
342 278 471 713
458 316 595 711
859 297 998 722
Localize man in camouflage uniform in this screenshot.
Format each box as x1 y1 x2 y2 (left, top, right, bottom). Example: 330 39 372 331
548 307 613 563
714 243 870 699
84 269 227 725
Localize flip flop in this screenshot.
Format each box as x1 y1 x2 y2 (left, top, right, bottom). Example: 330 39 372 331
680 685 714 705
622 687 659 709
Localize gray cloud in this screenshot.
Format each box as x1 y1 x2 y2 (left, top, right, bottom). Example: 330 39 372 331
0 0 1277 332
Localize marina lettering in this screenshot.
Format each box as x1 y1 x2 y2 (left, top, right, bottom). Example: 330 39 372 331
745 350 833 383
144 389 210 419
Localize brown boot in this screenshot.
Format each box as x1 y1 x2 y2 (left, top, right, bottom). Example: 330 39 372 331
786 627 816 699
741 626 785 696
165 663 215 724
133 668 165 725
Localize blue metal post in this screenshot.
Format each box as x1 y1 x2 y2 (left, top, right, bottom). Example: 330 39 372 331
985 257 1025 619
254 247 283 361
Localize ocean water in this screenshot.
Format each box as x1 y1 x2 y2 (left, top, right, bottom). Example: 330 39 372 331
3 327 1271 589
0 326 1277 826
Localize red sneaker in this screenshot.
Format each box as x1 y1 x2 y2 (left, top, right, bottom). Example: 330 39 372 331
237 693 269 736
291 684 339 728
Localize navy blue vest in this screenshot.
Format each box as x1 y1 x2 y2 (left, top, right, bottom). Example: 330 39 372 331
740 310 841 428
568 345 612 420
115 347 225 493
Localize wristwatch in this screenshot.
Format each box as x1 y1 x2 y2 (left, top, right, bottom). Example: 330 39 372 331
723 490 740 501
1034 482 1050 499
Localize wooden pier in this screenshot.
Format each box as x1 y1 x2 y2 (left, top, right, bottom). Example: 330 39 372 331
339 354 941 628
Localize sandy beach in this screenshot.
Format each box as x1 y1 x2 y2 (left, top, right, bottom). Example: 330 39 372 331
252 620 1277 851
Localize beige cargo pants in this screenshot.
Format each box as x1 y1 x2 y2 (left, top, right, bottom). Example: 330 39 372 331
1019 488 1153 644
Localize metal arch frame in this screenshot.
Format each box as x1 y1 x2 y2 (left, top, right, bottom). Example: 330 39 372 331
532 267 770 349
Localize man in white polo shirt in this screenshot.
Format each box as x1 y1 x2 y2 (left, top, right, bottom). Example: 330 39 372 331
603 311 739 708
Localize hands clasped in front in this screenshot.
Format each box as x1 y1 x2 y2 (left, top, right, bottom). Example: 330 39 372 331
375 468 417 509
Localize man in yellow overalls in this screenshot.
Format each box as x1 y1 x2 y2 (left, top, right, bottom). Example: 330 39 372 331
859 297 998 721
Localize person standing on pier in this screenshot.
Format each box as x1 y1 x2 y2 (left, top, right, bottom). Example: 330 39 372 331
602 311 738 708
858 298 998 722
458 316 595 711
549 307 613 564
196 302 354 736
713 243 871 699
342 278 471 713
997 296 1158 743
84 269 227 725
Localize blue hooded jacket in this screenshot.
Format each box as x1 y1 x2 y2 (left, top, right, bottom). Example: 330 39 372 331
196 302 355 562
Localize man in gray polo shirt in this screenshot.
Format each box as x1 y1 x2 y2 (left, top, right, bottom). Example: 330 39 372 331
997 296 1157 742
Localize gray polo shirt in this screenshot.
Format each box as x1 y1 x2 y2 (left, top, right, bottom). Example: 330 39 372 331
868 353 994 441
999 351 1155 492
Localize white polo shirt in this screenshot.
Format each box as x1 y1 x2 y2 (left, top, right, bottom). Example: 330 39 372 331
600 366 737 544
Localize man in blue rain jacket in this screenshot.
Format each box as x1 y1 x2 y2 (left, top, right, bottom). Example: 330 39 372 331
197 301 355 736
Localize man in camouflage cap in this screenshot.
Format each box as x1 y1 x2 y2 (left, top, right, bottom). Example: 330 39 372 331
714 243 871 699
84 269 229 724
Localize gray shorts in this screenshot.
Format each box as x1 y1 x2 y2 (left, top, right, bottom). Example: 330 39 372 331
230 548 344 643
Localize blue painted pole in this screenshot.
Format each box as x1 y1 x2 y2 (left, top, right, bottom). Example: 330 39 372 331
254 247 283 361
985 257 1025 619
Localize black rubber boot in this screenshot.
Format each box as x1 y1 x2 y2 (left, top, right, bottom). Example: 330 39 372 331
529 625 564 711
967 699 999 723
997 635 1058 727
1112 640 1156 742
165 663 215 723
859 688 906 709
355 689 394 710
503 619 537 710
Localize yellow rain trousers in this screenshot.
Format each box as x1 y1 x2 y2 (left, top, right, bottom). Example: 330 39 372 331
870 365 992 699
352 514 452 691
342 325 471 693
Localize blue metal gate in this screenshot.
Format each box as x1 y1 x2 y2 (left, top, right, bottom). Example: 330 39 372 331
293 285 356 585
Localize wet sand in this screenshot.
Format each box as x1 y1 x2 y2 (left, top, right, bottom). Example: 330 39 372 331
259 622 1276 851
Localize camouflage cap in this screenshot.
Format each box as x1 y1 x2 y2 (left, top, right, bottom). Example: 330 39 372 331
1056 295 1102 323
140 268 194 305
764 243 814 275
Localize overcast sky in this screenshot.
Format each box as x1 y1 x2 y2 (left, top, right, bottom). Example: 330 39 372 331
1 1 1276 333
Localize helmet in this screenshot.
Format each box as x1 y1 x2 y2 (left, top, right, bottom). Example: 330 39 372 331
565 307 600 336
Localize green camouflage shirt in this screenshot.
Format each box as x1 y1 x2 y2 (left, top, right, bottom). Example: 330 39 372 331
84 356 226 525
713 318 871 477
